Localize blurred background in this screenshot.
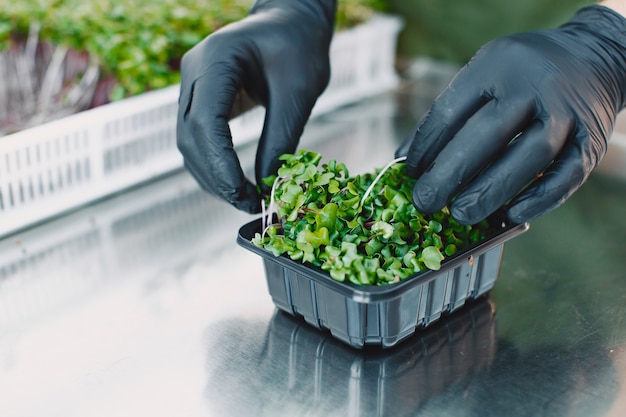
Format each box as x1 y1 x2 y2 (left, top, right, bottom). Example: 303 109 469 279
0 0 596 134
387 0 594 64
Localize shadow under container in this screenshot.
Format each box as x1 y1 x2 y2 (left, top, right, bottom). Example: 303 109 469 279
238 218 528 349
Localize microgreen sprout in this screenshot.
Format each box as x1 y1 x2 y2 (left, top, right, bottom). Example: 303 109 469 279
252 150 492 286
359 155 407 208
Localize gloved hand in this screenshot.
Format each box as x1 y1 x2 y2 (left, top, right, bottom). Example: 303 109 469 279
396 5 626 225
177 0 336 213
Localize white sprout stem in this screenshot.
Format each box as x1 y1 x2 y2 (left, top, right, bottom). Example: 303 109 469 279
262 175 283 235
261 198 267 231
37 45 68 117
359 156 407 207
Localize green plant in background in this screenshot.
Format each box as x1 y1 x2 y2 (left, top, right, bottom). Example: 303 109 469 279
0 0 252 101
252 150 491 286
336 0 388 29
3 0 592 107
0 0 386 104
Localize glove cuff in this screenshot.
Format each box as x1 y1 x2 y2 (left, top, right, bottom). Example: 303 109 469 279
564 5 626 110
570 5 626 36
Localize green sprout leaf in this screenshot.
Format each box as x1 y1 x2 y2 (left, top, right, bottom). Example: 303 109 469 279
253 150 494 286
421 246 444 271
371 221 393 239
315 203 338 230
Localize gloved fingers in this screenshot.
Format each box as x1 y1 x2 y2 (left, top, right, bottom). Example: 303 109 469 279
184 159 260 213
255 78 323 193
449 120 564 224
178 69 261 214
396 66 491 177
411 97 534 214
506 141 589 223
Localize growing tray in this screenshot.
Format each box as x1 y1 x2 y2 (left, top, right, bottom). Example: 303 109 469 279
237 217 528 349
0 14 403 238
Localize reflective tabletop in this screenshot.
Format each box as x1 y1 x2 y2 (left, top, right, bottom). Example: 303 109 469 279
1 79 625 417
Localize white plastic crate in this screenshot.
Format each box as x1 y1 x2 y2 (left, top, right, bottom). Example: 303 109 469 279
0 14 403 238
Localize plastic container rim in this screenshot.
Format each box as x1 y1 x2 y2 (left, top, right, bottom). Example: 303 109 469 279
237 218 529 303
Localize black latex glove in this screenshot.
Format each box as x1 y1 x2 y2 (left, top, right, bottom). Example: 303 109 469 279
396 5 626 225
177 0 336 213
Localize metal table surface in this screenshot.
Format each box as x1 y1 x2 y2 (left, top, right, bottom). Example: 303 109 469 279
1 82 626 417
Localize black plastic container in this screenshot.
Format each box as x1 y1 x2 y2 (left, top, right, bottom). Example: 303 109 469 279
237 218 528 349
